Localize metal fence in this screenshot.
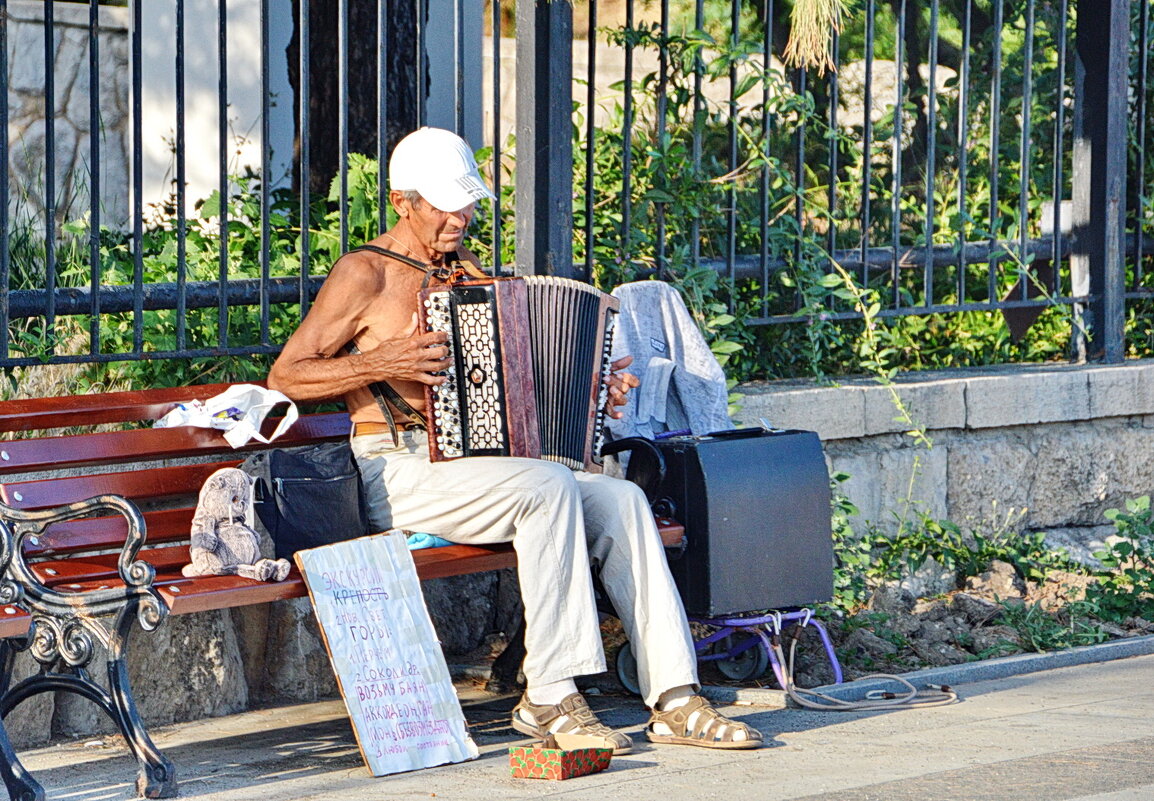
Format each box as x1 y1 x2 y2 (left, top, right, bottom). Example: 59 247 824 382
0 0 1146 370
560 0 1144 365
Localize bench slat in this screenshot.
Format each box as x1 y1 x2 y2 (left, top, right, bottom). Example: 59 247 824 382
405 542 519 580
34 544 193 587
3 461 237 510
159 573 309 614
0 412 349 474
31 541 517 616
0 383 238 433
0 606 30 639
26 508 196 557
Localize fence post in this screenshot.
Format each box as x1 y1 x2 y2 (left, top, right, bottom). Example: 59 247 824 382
1071 0 1127 363
0 0 8 362
514 0 574 279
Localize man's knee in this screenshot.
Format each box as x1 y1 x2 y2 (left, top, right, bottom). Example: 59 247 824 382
619 476 650 504
596 474 651 512
529 460 582 500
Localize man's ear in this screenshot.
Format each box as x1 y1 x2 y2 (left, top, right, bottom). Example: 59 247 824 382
390 189 409 218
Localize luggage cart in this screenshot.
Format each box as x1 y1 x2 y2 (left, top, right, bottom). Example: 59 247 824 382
614 608 843 695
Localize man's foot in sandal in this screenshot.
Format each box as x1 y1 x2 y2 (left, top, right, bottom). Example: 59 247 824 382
511 692 633 755
646 695 763 749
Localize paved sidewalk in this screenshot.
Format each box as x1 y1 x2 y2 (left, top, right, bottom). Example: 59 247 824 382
19 652 1154 800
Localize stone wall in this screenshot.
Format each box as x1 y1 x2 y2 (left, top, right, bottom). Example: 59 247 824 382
6 1 129 231
13 360 1154 746
7 0 297 234
734 359 1154 565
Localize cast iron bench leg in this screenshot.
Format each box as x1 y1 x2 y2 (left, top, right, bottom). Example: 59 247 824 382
2 609 178 801
0 723 44 801
108 655 178 798
106 610 178 798
6 666 178 800
0 643 44 801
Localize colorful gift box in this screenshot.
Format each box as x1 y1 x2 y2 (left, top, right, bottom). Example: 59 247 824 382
509 733 613 780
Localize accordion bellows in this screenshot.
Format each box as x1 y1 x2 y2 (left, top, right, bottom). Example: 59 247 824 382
419 276 619 472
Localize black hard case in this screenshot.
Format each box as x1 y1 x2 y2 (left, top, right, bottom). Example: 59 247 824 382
654 428 834 616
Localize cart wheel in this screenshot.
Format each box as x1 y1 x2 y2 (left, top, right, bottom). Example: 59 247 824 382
712 635 770 681
615 641 642 696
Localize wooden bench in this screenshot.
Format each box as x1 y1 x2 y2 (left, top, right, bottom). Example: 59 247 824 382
0 383 519 800
0 383 683 801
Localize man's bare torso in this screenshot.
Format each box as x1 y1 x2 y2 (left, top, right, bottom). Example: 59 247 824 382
344 253 436 427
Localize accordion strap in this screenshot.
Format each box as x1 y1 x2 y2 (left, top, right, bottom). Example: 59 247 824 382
344 343 428 437
341 243 476 437
372 380 426 430
348 243 478 288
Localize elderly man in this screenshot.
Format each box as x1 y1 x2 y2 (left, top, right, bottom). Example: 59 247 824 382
268 127 762 752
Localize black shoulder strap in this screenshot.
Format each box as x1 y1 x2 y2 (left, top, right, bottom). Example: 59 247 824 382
343 244 437 432
344 346 428 434
348 244 427 271
373 380 426 429
347 244 455 288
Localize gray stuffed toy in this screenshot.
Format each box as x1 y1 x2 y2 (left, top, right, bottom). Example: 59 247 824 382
182 467 291 581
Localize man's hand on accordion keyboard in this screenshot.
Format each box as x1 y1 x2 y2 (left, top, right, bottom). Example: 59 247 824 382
604 355 641 419
371 314 451 386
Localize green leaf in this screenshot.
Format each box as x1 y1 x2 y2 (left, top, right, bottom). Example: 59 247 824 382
733 72 761 99
644 189 677 203
199 191 222 220
62 218 89 236
711 340 744 355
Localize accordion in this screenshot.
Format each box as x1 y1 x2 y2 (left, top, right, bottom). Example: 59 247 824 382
418 276 620 472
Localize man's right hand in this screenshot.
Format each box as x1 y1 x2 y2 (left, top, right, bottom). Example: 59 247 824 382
371 316 451 386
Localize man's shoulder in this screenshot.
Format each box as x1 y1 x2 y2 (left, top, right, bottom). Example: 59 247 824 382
327 246 404 291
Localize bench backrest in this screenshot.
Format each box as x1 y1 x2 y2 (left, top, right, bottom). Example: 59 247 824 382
0 384 349 561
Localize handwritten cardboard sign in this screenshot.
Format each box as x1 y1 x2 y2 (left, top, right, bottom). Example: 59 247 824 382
294 533 480 775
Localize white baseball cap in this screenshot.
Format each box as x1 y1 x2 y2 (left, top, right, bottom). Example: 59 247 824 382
388 127 494 212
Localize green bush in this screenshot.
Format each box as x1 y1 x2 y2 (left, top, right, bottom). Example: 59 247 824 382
997 600 1108 653
1087 496 1154 623
828 499 1086 615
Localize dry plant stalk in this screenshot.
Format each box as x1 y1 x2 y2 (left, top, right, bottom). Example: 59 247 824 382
783 0 852 76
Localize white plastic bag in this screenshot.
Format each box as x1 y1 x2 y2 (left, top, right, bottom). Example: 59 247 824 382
154 384 298 448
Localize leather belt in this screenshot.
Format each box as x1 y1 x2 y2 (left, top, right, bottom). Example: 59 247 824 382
353 420 424 437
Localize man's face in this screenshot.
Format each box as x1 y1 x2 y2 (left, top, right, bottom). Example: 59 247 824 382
403 194 475 256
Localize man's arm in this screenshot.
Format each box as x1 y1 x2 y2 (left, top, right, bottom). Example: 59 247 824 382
267 257 449 402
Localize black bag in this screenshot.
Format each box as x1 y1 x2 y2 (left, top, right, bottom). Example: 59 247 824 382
240 441 371 559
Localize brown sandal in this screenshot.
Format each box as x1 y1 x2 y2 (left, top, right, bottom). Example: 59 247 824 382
646 695 763 749
511 693 633 755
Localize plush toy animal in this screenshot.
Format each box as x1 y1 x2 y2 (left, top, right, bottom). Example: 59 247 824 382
182 467 291 582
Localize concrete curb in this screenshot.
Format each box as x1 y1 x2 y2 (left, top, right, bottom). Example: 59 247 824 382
451 634 1154 709
700 633 1154 707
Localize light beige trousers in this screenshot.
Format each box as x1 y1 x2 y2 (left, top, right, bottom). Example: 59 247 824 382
351 429 698 707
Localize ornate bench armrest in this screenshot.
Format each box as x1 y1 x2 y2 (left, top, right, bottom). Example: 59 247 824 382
0 494 167 632
0 518 20 609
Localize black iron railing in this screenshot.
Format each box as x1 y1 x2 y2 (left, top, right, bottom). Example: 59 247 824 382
0 0 1147 369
